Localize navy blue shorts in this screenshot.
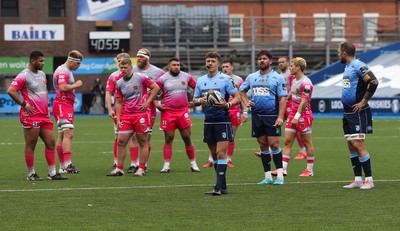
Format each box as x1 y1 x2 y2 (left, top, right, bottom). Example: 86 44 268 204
342 107 373 135
252 114 282 137
203 123 234 144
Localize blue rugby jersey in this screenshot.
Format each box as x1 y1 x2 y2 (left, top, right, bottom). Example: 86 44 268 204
194 72 237 122
342 59 371 112
240 70 288 115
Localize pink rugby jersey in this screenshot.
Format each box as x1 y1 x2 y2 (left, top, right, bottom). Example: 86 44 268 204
10 68 49 116
53 64 77 103
105 70 122 93
115 73 154 116
156 71 196 111
290 76 313 114
228 74 244 112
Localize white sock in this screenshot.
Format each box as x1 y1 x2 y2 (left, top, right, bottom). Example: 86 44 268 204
264 171 273 180
365 176 373 183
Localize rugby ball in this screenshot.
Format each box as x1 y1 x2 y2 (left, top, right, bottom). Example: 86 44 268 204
206 89 224 106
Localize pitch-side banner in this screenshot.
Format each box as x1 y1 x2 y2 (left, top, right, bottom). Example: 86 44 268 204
0 93 82 113
311 97 400 114
73 57 137 75
76 0 131 21
0 57 53 74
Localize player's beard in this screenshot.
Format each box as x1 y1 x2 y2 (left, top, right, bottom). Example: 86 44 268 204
259 63 269 71
137 59 147 69
339 56 346 64
170 70 180 76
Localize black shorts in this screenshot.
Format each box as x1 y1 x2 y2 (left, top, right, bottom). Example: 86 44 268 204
203 122 234 144
342 107 373 135
252 114 282 138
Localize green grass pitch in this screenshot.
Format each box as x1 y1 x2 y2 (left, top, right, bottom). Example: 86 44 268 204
0 115 399 230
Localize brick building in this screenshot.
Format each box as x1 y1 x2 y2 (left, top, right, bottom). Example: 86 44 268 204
1 0 399 91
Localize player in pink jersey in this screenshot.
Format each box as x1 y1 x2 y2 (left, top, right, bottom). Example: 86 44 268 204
279 56 307 160
105 52 132 169
125 48 166 173
156 57 200 173
106 58 160 177
7 51 67 181
203 59 244 168
283 57 315 177
52 50 83 174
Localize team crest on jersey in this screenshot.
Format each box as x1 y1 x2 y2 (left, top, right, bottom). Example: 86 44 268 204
182 81 186 86
133 85 138 90
360 66 369 74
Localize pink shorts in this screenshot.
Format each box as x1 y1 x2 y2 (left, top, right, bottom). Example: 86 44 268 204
160 109 192 131
20 115 53 130
285 111 313 133
52 100 75 125
229 110 242 127
119 114 150 134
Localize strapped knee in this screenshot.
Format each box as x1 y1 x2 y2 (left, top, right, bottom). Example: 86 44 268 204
344 133 365 141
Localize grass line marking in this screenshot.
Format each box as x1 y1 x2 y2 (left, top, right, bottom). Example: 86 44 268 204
1 179 399 193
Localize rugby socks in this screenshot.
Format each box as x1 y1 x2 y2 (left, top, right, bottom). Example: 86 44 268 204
63 151 72 166
163 145 172 168
349 152 362 177
45 148 56 176
306 156 315 172
116 163 124 171
260 150 272 172
113 139 118 164
272 148 284 179
359 153 372 177
208 153 214 162
215 159 227 189
282 155 291 171
185 145 196 162
227 142 235 161
130 146 139 166
272 148 283 169
296 133 306 152
56 145 64 168
25 154 35 174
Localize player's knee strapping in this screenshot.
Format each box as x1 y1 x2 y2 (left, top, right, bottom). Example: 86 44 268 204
344 133 365 140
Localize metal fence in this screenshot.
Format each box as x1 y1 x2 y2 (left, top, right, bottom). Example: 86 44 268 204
142 15 400 73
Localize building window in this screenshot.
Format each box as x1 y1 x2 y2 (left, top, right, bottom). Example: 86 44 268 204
229 15 243 42
363 13 379 41
331 13 346 42
314 13 329 41
1 0 18 17
49 0 65 17
280 13 296 41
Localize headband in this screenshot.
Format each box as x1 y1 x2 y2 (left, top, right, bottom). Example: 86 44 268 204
68 57 82 63
137 51 150 59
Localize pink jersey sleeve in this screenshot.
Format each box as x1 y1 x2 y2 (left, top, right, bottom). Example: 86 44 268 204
106 75 116 92
141 74 155 88
10 74 26 91
301 81 313 100
188 75 196 88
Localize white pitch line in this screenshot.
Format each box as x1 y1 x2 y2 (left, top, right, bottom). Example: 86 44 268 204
1 179 399 193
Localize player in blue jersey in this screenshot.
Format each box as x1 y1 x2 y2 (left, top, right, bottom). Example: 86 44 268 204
193 52 241 196
240 50 288 185
338 41 379 190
